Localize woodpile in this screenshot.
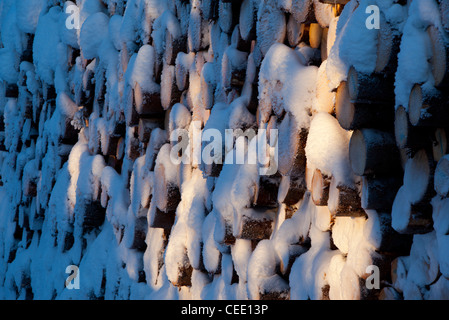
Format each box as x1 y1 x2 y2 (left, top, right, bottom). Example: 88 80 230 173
0 0 448 302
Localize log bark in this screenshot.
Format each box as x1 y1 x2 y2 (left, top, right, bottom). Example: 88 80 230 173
349 128 401 176
408 83 449 127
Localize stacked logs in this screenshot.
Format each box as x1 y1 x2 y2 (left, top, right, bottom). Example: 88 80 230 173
0 0 448 301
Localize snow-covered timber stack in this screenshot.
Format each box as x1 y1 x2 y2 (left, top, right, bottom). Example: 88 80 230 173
0 0 448 301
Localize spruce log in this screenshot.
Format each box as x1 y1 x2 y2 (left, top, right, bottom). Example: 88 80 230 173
239 0 256 42
169 247 193 287
133 82 164 117
309 23 323 49
253 174 281 208
286 15 307 47
335 81 394 130
291 0 316 24
369 212 413 255
150 206 176 235
394 105 432 150
164 30 187 66
161 64 182 110
392 186 434 234
201 62 216 110
427 25 449 88
236 208 276 240
403 149 436 205
138 118 163 143
258 276 290 300
434 154 449 197
311 169 331 206
349 128 400 176
256 0 287 56
231 24 252 52
83 200 106 232
328 177 365 217
221 46 248 90
278 175 307 206
432 127 448 162
408 83 449 127
127 216 148 251
278 113 308 179
361 175 402 212
347 66 395 102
